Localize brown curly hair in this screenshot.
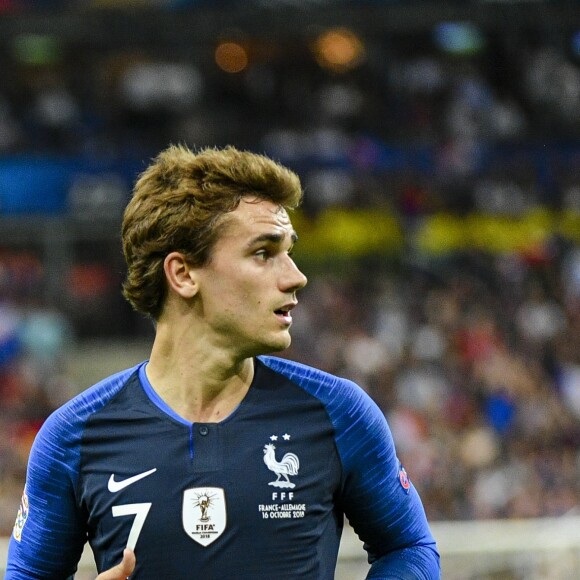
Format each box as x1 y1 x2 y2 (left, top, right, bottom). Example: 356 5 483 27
121 144 303 320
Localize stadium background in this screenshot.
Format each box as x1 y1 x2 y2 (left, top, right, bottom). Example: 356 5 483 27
1 0 580 577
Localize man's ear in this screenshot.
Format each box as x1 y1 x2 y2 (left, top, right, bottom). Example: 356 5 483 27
163 252 199 299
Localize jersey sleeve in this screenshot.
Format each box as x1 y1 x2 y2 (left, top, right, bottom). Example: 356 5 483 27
333 381 440 579
5 365 139 579
5 406 87 579
258 356 440 578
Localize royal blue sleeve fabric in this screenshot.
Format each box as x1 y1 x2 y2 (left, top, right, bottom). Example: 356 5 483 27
260 356 440 579
5 366 139 579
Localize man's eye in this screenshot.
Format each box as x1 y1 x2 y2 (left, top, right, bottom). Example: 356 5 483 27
255 250 270 261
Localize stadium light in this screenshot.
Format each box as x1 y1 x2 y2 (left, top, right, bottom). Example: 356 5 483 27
312 27 365 72
215 41 249 74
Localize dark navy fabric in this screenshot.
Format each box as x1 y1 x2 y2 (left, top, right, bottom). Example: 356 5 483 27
6 356 439 579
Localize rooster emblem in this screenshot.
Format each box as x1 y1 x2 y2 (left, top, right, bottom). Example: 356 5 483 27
263 443 300 489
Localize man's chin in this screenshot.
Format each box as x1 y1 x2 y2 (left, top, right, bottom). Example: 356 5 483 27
253 334 292 356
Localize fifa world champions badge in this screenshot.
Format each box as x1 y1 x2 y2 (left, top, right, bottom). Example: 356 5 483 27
13 487 29 542
398 465 411 494
182 487 227 547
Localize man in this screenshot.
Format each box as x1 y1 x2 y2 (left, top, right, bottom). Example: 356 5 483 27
6 144 440 579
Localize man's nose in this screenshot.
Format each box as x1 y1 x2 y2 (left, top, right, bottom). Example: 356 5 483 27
281 257 308 292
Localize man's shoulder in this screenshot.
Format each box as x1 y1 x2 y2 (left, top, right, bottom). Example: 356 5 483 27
257 355 364 400
26 363 144 476
258 356 385 443
41 363 143 439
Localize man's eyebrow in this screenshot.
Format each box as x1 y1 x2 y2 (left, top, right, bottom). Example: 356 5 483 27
247 231 298 246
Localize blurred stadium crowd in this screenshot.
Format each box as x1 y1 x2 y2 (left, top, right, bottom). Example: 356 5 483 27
1 2 580 535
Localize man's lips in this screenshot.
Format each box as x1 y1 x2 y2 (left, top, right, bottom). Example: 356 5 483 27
274 303 296 322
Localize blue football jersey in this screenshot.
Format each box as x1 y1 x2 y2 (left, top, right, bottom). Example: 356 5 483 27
6 356 439 579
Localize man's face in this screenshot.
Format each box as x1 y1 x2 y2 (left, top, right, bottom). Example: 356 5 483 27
194 197 308 357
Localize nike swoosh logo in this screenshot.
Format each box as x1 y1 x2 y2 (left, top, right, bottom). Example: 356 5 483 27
108 468 157 492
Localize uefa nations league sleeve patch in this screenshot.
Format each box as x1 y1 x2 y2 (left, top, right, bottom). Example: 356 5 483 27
12 487 29 542
398 464 411 494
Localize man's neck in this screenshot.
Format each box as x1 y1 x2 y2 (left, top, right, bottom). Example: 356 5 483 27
145 320 255 423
